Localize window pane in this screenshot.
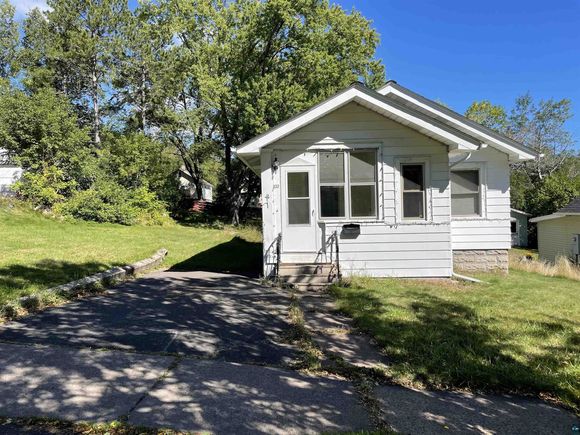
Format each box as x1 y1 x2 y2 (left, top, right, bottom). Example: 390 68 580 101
351 185 376 217
350 151 376 183
320 152 344 183
288 198 310 224
287 172 309 198
403 191 424 219
320 186 345 217
511 221 517 233
451 171 479 194
402 165 424 191
451 193 479 216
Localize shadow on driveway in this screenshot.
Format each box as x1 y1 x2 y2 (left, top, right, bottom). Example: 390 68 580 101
169 236 262 277
0 271 296 366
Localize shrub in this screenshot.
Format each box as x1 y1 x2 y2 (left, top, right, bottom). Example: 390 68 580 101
56 180 171 226
14 166 74 208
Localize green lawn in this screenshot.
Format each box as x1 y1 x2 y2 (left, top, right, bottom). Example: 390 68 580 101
330 272 580 411
0 201 262 305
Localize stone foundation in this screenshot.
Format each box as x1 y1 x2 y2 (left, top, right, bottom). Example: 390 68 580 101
453 249 508 273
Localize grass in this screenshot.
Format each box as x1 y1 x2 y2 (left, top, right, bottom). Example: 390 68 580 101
330 271 580 411
0 199 261 306
510 247 580 281
0 416 195 434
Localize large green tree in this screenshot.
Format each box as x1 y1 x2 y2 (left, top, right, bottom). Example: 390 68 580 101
21 0 127 146
150 0 385 222
466 95 578 218
0 0 18 79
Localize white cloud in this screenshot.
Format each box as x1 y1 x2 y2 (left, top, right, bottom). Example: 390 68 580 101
12 0 49 17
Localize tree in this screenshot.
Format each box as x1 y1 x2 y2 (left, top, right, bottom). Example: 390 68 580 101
466 94 577 218
111 2 171 133
0 86 91 175
0 0 18 79
158 0 385 223
0 86 93 206
507 94 574 181
22 0 127 146
465 100 507 132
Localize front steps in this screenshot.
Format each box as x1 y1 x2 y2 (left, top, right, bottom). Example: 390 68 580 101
278 263 338 291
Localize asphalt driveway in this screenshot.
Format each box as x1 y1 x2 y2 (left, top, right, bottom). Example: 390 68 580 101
0 271 297 365
0 271 371 434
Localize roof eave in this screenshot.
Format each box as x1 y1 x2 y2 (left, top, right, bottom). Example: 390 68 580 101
238 83 483 156
530 212 580 223
379 82 538 161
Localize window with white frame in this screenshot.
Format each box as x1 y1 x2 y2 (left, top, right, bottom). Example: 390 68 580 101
319 150 377 219
450 170 480 216
401 164 425 220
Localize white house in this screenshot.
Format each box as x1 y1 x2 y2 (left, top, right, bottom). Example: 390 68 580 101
530 197 580 264
178 169 213 202
237 81 537 281
0 149 22 195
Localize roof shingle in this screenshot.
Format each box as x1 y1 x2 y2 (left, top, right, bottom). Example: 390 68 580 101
557 197 580 214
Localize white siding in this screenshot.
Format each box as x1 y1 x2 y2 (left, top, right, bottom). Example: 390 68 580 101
266 102 453 277
0 165 22 194
536 216 580 263
450 147 511 250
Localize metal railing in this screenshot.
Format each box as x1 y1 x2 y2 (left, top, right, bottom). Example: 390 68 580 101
333 230 341 281
275 232 282 280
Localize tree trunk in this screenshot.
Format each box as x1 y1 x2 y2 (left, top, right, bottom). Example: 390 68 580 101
193 160 203 200
140 64 147 132
91 58 101 146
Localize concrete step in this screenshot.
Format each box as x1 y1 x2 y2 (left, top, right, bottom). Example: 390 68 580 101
278 274 336 285
279 263 335 275
293 283 332 292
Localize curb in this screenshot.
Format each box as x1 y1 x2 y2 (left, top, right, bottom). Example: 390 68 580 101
17 248 168 306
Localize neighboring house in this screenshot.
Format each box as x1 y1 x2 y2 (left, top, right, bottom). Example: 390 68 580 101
0 149 22 195
178 169 213 202
510 208 531 247
238 81 537 280
530 198 580 264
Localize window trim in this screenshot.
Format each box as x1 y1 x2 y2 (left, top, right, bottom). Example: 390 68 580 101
450 169 481 217
318 151 347 219
449 163 487 220
285 169 312 227
394 157 432 223
400 163 426 221
317 148 380 222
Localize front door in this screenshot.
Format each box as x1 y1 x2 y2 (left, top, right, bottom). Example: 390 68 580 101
281 166 317 260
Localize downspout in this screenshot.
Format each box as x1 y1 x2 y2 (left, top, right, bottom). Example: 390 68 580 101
449 151 472 168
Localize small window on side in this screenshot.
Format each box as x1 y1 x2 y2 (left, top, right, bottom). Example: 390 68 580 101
511 221 517 233
401 164 425 219
451 170 480 216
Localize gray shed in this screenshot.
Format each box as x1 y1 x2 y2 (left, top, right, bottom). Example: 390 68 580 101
530 198 580 264
510 208 531 247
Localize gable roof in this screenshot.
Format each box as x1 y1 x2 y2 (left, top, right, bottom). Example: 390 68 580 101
237 81 537 173
530 197 580 223
557 197 580 213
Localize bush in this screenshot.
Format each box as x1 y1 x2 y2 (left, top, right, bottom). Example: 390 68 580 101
56 180 171 225
14 166 74 208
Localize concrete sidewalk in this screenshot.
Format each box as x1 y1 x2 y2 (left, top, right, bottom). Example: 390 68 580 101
0 342 370 434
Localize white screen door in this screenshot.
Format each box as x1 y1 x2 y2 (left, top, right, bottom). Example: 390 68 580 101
281 166 317 255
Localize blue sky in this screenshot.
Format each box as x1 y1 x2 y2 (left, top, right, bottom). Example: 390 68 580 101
334 0 580 147
14 0 580 147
